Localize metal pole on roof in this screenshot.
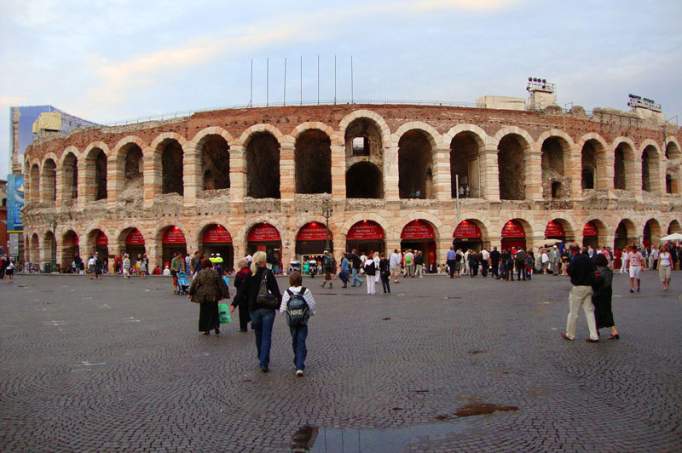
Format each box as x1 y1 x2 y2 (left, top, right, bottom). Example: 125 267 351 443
249 59 253 107
334 54 337 105
300 56 303 106
317 55 320 105
266 57 270 107
283 57 287 106
351 56 354 104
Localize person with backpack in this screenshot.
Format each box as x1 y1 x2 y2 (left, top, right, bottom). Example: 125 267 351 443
364 254 377 295
280 271 316 377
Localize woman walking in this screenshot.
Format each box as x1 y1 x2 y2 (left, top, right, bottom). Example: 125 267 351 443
231 259 252 332
592 254 619 340
238 251 282 372
189 258 229 336
658 245 673 290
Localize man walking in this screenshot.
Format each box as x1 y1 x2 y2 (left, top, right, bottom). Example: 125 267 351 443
389 249 402 283
626 245 643 293
480 248 490 277
404 249 415 278
562 245 599 343
350 249 363 287
414 250 424 278
446 246 457 279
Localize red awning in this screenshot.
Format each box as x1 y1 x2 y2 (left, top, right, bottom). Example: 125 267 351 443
501 220 525 238
163 226 186 245
126 229 146 246
203 225 232 244
96 231 108 247
453 220 481 239
401 220 435 240
347 221 384 241
582 222 598 238
545 220 565 238
64 233 79 246
296 222 331 242
247 223 281 242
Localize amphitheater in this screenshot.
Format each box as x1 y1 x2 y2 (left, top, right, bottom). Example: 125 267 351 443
21 90 682 272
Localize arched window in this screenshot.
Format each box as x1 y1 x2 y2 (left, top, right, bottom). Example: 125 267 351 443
398 130 433 199
295 130 331 194
199 135 230 191
497 134 527 200
246 132 280 198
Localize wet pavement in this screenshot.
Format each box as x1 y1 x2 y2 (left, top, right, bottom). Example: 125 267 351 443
1 271 681 452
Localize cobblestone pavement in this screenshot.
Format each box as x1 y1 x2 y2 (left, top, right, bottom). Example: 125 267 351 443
1 271 681 452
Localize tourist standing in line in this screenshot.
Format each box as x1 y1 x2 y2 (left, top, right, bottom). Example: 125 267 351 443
658 245 673 290
364 255 377 295
338 253 350 288
379 253 391 294
189 258 228 336
122 254 131 278
468 250 479 277
592 253 619 340
389 249 402 283
414 250 424 278
231 259 252 332
321 250 335 289
480 248 490 277
562 245 599 343
94 252 104 280
238 251 282 373
462 249 470 276
489 247 500 279
626 245 643 293
350 249 363 287
404 250 414 278
280 271 316 377
446 246 457 279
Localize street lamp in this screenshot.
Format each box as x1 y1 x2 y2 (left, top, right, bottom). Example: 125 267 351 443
49 216 57 273
322 198 333 252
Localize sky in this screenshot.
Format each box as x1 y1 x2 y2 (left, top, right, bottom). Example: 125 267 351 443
1 0 681 176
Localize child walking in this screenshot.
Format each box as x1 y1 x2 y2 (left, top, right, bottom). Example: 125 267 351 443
280 271 317 377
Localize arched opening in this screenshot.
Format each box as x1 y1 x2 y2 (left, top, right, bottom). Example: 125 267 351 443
544 219 575 243
199 135 230 191
61 230 80 272
642 145 661 193
345 162 383 198
41 159 57 205
85 148 107 201
246 132 280 198
541 137 569 199
665 142 681 160
643 219 661 248
62 153 78 202
346 220 385 256
296 222 333 259
614 219 636 251
666 171 678 194
450 132 483 198
582 220 607 249
453 219 487 251
668 220 681 234
497 134 528 200
199 224 234 271
614 142 634 190
30 164 40 203
160 226 187 268
345 118 383 158
246 223 282 273
43 231 56 272
501 219 528 251
400 219 437 270
581 140 606 190
159 139 184 195
30 233 40 267
87 229 109 269
120 143 144 197
118 228 146 263
295 129 332 194
399 130 433 199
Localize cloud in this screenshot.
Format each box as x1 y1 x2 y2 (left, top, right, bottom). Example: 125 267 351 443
408 0 520 12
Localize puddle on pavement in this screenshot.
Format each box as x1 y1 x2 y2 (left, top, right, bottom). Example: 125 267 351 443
454 403 518 417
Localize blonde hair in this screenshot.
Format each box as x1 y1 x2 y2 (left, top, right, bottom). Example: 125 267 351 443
250 251 267 275
237 258 248 269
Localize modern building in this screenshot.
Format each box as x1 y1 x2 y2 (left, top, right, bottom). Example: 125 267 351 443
20 82 682 272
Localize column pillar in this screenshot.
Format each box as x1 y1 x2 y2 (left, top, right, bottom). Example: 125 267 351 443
55 167 63 209
483 145 500 201
229 145 245 202
183 144 199 207
108 155 121 208
143 147 158 208
280 143 295 201
568 144 582 200
383 144 399 201
434 147 452 201
77 158 88 209
526 150 543 201
331 144 345 200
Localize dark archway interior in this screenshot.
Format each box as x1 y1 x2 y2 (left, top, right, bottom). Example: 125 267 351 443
247 132 280 198
30 165 40 203
42 159 57 204
63 153 78 201
541 137 567 199
89 149 107 201
497 135 525 200
641 146 659 193
614 143 628 190
450 132 481 198
123 145 143 191
346 162 383 198
201 135 230 191
581 141 597 189
398 130 433 199
295 130 332 194
345 118 383 158
160 140 184 195
666 142 681 160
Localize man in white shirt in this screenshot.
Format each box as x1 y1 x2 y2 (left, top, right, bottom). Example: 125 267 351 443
626 246 643 293
389 249 402 283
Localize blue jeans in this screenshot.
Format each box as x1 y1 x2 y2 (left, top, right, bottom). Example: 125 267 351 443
250 308 276 369
351 268 363 287
290 324 308 370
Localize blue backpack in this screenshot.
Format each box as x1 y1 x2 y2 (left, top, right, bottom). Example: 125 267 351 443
286 288 310 327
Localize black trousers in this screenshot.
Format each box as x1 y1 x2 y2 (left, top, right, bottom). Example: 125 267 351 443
381 274 391 293
491 262 499 278
237 301 250 331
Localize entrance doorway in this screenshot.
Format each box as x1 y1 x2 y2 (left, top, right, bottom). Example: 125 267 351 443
200 224 234 271
400 219 437 270
161 226 187 268
453 220 483 251
246 223 282 273
346 220 385 256
501 220 526 250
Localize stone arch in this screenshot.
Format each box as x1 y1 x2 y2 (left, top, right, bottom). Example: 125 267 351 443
340 214 392 240
190 126 234 147
668 219 681 234
643 218 662 247
346 161 383 199
156 224 188 266
291 122 339 144
196 222 234 270
197 134 230 191
453 218 490 250
29 232 40 266
500 218 533 250
239 123 287 147
61 229 80 271
84 145 108 201
544 217 577 242
40 158 57 205
449 130 485 198
581 218 608 249
392 121 441 148
61 150 79 203
539 133 572 199
612 138 636 190
400 218 440 267
246 131 281 198
497 132 531 200
641 142 662 193
343 116 385 170
665 138 681 160
577 134 608 191
115 226 145 256
442 124 490 148
614 218 637 250
43 230 56 271
295 128 332 194
398 128 436 199
338 109 391 147
155 137 185 196
115 141 144 198
29 163 40 203
239 217 288 251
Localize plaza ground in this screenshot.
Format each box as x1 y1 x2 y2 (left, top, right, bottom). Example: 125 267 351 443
1 271 681 452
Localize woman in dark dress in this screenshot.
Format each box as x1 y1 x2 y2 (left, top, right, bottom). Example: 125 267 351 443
189 258 227 336
231 259 251 332
592 253 619 339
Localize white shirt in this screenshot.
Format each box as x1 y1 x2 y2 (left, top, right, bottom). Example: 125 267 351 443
541 253 549 264
389 253 401 268
481 250 490 261
659 252 671 267
280 286 317 315
88 257 96 266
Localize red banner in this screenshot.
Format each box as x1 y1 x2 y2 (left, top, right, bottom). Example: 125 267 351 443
544 220 565 238
64 233 79 246
126 229 146 246
453 220 481 239
247 223 281 242
347 221 384 241
203 225 232 244
501 220 525 238
296 222 331 242
163 226 186 245
96 231 108 247
582 222 598 238
401 220 435 240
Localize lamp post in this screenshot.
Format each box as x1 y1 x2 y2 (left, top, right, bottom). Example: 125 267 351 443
49 217 57 273
322 198 333 252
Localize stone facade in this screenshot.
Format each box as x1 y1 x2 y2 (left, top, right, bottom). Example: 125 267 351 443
21 104 682 272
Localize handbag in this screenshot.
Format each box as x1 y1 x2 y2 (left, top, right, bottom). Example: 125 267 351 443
256 272 279 309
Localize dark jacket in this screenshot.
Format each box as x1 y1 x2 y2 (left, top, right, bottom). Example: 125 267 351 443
568 253 594 286
240 267 282 312
232 267 251 308
189 268 228 303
